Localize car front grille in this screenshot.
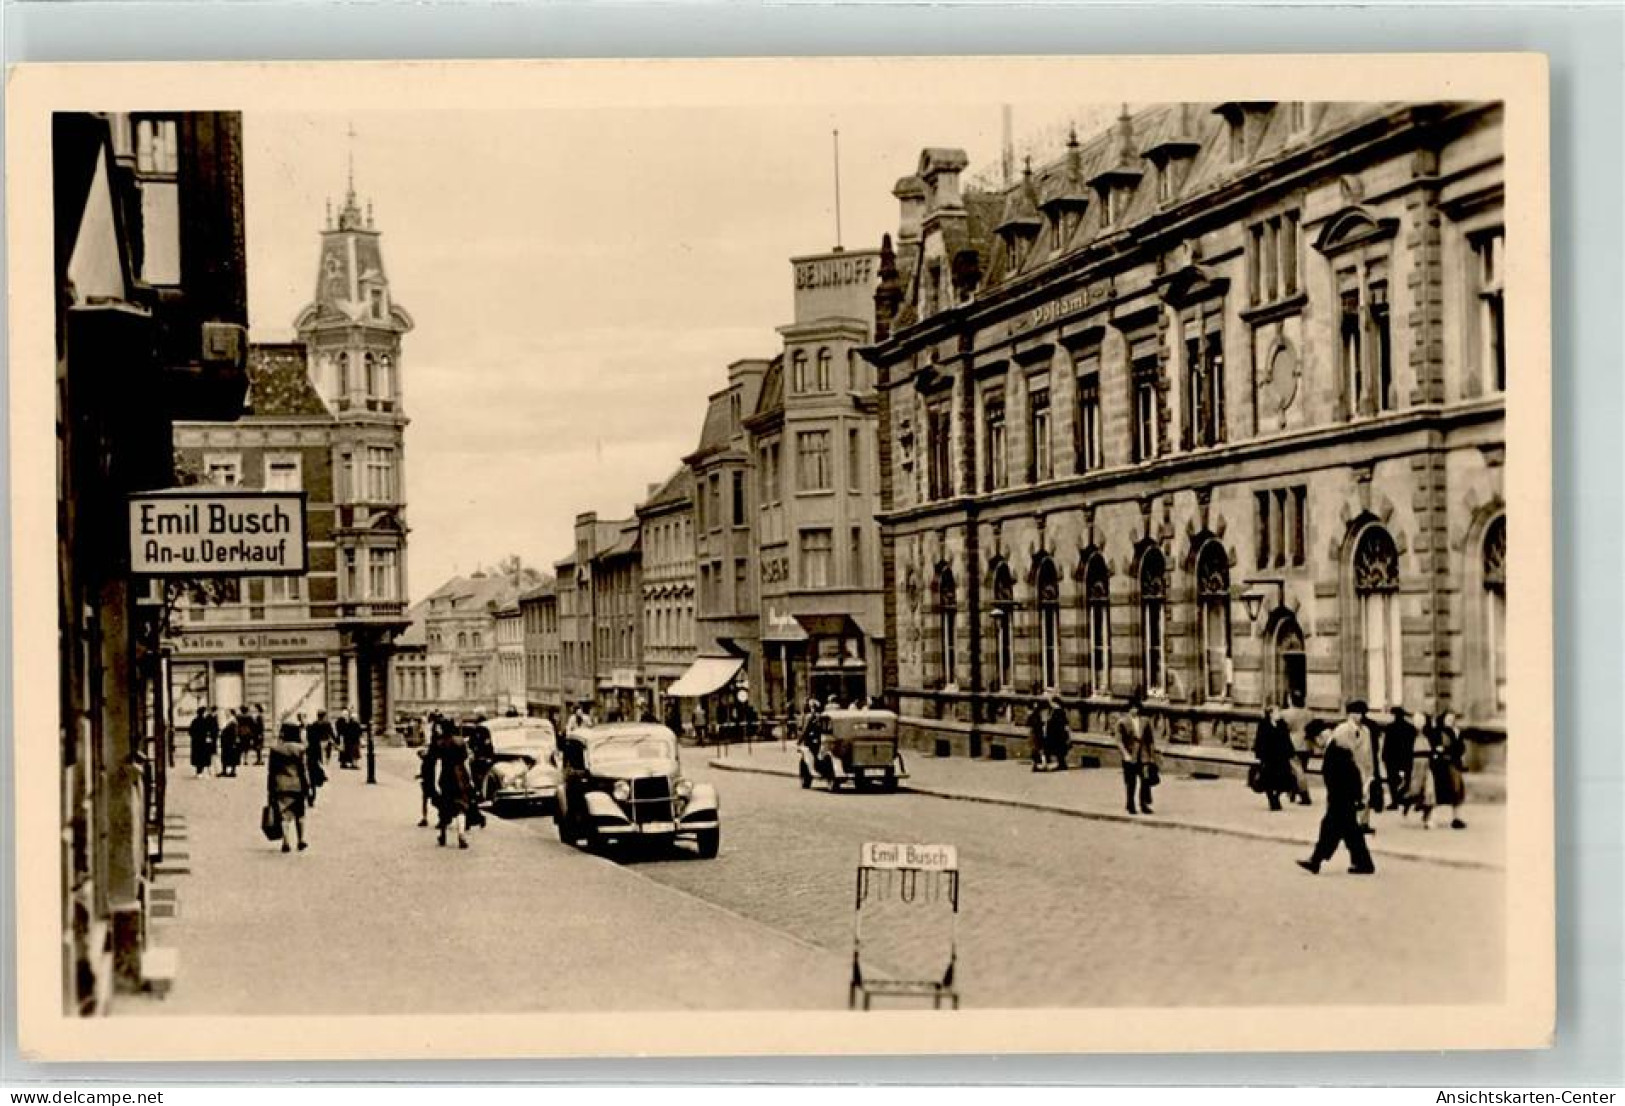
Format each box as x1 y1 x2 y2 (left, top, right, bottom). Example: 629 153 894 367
629 777 674 824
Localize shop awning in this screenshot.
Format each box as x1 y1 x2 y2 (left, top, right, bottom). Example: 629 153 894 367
762 616 809 644
666 656 744 698
795 613 863 639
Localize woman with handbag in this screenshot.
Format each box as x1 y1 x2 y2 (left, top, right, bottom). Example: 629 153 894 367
1428 710 1468 829
266 722 312 853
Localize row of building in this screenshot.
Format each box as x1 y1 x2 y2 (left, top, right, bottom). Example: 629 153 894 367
405 99 1509 776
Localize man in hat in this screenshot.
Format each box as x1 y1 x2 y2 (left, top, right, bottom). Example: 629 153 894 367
1044 691 1072 771
1298 700 1377 875
1381 705 1418 813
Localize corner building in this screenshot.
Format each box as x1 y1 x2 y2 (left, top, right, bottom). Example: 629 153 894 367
868 103 1507 771
168 181 412 734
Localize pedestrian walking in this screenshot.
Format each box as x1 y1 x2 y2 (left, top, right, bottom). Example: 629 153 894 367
430 722 475 849
188 706 217 777
337 708 362 770
1280 692 1314 805
266 722 313 853
1427 710 1469 829
307 709 336 768
1404 716 1439 827
416 741 437 827
1382 705 1417 813
1251 704 1297 812
218 710 242 778
1297 700 1377 875
1115 696 1159 814
1044 692 1071 771
247 704 267 765
1348 701 1381 834
1026 697 1049 772
303 715 328 807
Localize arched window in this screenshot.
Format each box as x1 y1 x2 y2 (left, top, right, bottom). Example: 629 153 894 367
937 567 958 686
1196 541 1233 699
364 352 378 397
1084 554 1111 697
1353 525 1402 709
1483 516 1506 716
816 348 832 392
1034 557 1061 691
990 563 1016 691
377 354 394 401
472 631 483 650
792 351 809 394
456 631 468 650
1139 549 1167 696
345 351 363 398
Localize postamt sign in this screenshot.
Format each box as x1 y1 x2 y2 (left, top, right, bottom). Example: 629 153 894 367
128 489 308 576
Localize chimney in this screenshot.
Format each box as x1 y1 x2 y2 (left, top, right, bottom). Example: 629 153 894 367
918 148 969 215
893 175 925 248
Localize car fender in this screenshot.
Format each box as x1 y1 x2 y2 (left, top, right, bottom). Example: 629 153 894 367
583 790 631 825
681 782 719 820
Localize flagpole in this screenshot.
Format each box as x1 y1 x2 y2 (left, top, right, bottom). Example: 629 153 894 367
833 128 843 250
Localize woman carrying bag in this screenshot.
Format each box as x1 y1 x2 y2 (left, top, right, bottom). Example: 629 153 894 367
265 722 313 853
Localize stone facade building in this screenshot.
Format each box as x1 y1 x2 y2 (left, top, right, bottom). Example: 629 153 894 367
521 578 561 721
867 102 1506 770
395 567 540 718
168 177 412 736
636 468 696 721
745 249 885 715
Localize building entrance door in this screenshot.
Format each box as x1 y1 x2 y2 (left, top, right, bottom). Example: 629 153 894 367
273 661 327 725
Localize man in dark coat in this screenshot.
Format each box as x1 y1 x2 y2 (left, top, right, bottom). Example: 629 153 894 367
1381 705 1417 813
1026 698 1049 772
302 713 328 806
337 709 363 770
307 710 336 768
1115 697 1158 814
1044 693 1072 771
218 711 241 777
188 706 218 777
1298 700 1377 875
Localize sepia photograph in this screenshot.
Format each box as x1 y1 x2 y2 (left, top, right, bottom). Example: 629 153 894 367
8 56 1552 1060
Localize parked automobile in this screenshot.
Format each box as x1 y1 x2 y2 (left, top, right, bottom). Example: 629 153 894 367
553 723 720 857
479 718 559 815
798 708 907 792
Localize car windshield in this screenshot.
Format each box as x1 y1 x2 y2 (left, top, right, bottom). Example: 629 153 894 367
590 735 675 767
492 729 552 755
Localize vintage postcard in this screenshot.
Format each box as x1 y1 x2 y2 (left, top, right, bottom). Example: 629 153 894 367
6 55 1552 1060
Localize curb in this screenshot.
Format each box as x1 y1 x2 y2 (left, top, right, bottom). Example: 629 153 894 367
707 759 1503 873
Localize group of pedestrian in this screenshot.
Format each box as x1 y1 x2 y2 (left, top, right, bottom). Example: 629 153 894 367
1025 692 1074 773
416 715 488 849
1294 699 1470 877
335 708 365 770
188 704 268 778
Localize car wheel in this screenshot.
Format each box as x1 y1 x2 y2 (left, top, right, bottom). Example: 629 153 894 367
695 827 720 859
799 760 812 789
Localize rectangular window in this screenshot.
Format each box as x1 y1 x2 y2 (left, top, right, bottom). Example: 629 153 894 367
1248 211 1301 304
369 548 398 601
1130 331 1160 463
850 526 863 587
1028 379 1052 482
266 575 305 605
731 471 746 527
984 392 1007 491
797 430 832 492
343 548 359 600
365 447 395 502
800 529 833 589
264 456 301 492
847 427 862 493
927 402 953 500
338 451 354 503
1339 273 1364 418
1368 260 1393 412
1255 491 1271 571
1291 485 1308 566
709 474 722 530
1474 230 1506 393
1272 489 1288 568
734 558 749 610
204 454 241 487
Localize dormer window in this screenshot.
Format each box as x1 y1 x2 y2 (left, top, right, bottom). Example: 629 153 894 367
1144 106 1200 207
369 287 385 319
1214 102 1276 165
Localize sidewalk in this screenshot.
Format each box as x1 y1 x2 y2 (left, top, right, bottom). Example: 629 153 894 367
117 747 849 1015
708 743 1504 871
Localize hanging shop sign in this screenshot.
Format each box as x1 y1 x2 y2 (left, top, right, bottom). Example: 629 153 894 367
129 489 308 577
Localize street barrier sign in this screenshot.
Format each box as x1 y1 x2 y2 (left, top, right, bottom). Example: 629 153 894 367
851 841 960 1011
129 489 308 576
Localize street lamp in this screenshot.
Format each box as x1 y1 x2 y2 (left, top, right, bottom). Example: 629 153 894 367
1241 579 1285 623
365 720 376 785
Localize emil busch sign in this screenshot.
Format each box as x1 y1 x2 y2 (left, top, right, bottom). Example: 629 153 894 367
129 490 308 576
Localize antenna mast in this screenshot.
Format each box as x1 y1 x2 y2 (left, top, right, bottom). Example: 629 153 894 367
833 128 844 251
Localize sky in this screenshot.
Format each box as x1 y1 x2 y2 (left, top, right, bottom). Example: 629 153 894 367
241 101 1118 602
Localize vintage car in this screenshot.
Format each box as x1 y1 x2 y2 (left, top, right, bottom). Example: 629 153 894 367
798 708 908 792
477 718 560 815
553 723 719 857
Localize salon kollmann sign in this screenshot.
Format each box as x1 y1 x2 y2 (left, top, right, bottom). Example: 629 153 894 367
128 489 308 576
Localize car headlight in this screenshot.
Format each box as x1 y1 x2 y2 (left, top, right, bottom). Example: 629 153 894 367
612 780 631 802
675 778 694 800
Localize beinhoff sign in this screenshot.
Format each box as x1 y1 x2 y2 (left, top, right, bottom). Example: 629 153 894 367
860 842 959 872
128 490 308 576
